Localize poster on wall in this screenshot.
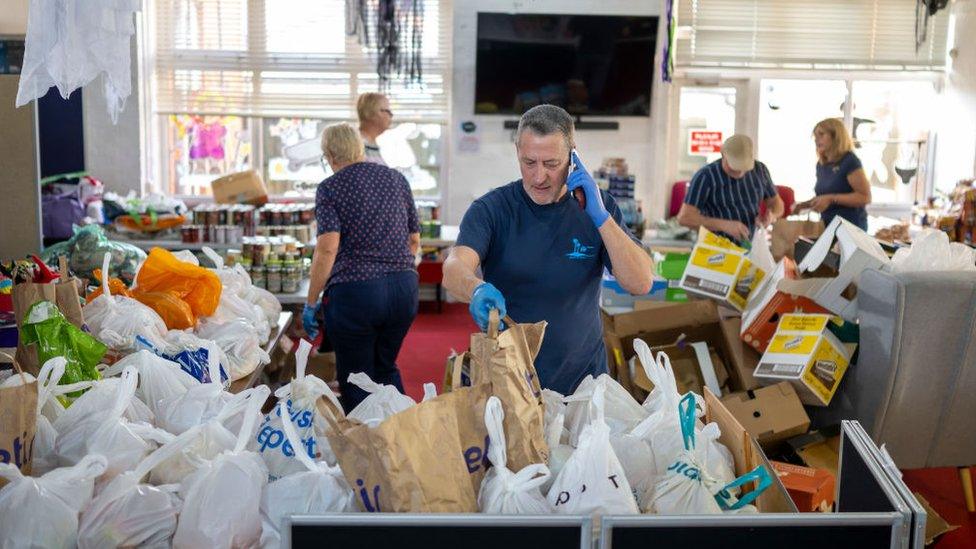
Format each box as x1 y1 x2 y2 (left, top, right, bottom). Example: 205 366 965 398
688 130 723 156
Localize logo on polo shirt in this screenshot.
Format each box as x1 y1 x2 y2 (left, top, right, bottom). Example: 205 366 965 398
566 238 596 260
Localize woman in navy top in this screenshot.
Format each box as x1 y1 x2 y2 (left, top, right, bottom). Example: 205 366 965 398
303 123 421 412
802 118 871 230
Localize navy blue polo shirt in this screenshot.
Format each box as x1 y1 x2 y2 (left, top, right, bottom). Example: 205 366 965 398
456 181 640 395
315 162 420 290
815 152 868 231
684 159 777 243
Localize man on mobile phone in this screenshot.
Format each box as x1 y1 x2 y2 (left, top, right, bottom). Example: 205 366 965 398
677 134 784 245
443 104 653 395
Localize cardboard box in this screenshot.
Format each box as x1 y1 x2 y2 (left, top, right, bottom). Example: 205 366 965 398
679 228 767 312
718 316 762 391
740 258 831 353
629 341 729 398
601 300 747 397
787 427 841 479
704 388 798 513
915 492 959 545
770 461 836 512
211 170 269 205
753 314 853 406
721 382 811 449
795 217 891 322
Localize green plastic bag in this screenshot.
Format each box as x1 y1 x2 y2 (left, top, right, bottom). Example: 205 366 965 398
19 301 105 389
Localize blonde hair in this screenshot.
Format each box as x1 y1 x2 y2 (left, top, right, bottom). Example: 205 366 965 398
814 118 854 164
357 92 387 123
321 122 365 165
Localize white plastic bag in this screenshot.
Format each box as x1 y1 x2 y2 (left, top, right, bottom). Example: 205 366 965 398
195 318 271 381
649 394 771 515
547 384 639 515
77 429 205 549
201 247 273 342
83 253 169 352
891 228 976 273
33 357 68 475
150 386 270 486
156 343 233 435
478 396 552 514
0 454 108 549
564 374 647 447
55 367 155 482
542 388 569 447
102 350 200 416
157 328 232 384
346 372 417 425
609 431 657 511
174 383 270 549
632 341 693 476
748 227 776 275
259 400 357 548
251 340 343 480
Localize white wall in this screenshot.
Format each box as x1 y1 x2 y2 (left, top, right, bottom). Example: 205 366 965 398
447 0 669 225
934 0 976 192
0 0 28 35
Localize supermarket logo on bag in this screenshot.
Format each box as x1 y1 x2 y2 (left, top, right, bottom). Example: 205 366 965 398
0 431 33 469
666 460 701 481
553 475 624 506
463 435 490 474
566 238 596 260
356 479 381 512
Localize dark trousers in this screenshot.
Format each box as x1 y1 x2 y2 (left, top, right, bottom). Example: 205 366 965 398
324 270 419 413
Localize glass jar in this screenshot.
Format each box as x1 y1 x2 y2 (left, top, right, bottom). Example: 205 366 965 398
250 266 266 290
281 262 300 293
266 263 282 293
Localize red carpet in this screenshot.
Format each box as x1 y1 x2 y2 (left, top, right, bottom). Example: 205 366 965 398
394 303 976 545
397 301 477 401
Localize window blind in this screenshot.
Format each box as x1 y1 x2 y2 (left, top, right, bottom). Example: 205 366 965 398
151 0 452 121
676 0 950 70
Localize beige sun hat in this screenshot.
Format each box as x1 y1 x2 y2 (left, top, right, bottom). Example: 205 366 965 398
722 134 755 173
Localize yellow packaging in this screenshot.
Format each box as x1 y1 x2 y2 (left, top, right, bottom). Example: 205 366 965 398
753 313 852 406
680 227 767 311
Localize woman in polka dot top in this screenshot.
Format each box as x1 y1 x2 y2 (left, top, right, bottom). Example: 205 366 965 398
303 122 421 412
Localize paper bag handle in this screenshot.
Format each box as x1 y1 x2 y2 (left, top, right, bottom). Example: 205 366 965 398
488 309 500 339
451 352 465 390
0 351 28 385
58 256 68 279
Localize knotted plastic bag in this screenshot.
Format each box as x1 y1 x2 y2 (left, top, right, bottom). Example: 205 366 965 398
0 454 108 549
174 384 269 549
195 319 270 381
478 396 552 514
32 357 69 475
259 400 356 548
251 340 343 479
156 343 233 435
547 384 639 515
83 253 169 352
19 300 105 388
345 372 417 425
101 350 199 417
564 374 648 447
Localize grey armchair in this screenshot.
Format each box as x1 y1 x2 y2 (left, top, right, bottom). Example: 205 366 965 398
808 268 976 510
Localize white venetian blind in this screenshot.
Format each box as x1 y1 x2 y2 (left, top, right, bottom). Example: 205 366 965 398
151 0 452 121
676 0 950 69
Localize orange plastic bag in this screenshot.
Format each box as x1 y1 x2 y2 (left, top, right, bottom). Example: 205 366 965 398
131 289 196 330
134 248 222 317
86 268 131 303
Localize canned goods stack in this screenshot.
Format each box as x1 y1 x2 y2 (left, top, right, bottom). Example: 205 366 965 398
239 235 311 293
183 204 257 244
257 204 316 245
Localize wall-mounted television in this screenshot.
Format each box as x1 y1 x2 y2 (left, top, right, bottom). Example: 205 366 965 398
475 13 658 117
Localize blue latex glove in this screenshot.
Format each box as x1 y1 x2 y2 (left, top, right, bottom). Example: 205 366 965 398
469 282 506 332
302 303 321 340
567 149 610 228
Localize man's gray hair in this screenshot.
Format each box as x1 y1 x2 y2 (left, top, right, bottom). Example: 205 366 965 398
516 104 575 151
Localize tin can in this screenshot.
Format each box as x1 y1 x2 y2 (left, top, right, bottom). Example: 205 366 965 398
212 225 226 244
266 263 282 293
281 262 300 293
251 266 266 290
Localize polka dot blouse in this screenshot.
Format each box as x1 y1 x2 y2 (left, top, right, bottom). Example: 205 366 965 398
315 162 420 289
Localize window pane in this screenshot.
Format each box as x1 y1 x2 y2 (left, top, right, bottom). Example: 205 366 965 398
851 80 937 202
758 79 848 201
165 115 251 196
265 0 345 54
264 118 331 197
376 123 443 198
676 86 737 181
172 0 247 51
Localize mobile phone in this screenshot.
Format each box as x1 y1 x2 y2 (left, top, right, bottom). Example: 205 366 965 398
570 149 586 210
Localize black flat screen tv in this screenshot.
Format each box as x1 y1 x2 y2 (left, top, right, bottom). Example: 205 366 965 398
475 13 658 117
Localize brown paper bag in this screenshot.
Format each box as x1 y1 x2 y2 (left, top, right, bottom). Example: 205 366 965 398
12 258 84 375
324 394 479 513
0 352 38 483
442 352 493 493
468 311 549 472
771 219 825 261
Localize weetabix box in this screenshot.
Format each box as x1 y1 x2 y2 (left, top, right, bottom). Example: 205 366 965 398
679 228 767 312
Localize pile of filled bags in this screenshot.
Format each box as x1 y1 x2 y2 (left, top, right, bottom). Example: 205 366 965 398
0 320 773 548
83 248 280 381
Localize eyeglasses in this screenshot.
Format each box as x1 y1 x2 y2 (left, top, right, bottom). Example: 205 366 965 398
380 108 393 117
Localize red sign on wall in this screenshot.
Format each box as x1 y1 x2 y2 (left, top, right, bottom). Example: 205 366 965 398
688 130 724 155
